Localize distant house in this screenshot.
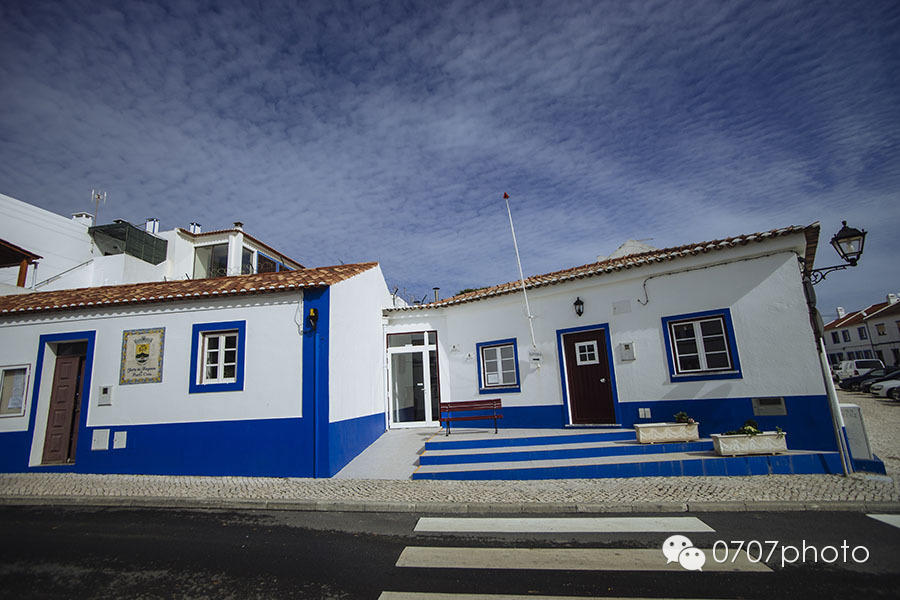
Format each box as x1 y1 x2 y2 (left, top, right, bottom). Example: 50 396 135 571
824 295 900 367
384 223 839 452
0 263 391 477
0 192 303 293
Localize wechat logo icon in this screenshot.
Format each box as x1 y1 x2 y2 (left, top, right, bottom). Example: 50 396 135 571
662 534 706 571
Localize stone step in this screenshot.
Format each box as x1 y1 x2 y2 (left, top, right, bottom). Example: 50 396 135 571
425 428 636 451
419 439 714 465
411 450 842 480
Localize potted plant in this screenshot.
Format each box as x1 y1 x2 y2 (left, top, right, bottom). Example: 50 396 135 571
711 419 787 456
634 411 700 444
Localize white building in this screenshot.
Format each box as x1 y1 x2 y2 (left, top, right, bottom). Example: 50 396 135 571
385 223 837 452
0 192 303 293
0 263 392 477
824 294 900 367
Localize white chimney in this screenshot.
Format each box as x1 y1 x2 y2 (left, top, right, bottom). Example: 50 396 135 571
433 287 440 302
189 222 201 234
233 221 243 231
836 306 846 318
888 293 899 305
144 218 159 234
72 212 94 227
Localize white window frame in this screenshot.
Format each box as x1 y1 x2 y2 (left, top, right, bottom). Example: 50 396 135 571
575 341 600 365
199 330 239 385
669 316 733 374
0 364 30 418
480 343 517 388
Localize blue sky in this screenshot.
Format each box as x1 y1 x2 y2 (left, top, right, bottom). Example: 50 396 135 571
1 0 897 318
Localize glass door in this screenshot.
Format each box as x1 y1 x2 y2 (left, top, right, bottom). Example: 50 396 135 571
387 332 440 427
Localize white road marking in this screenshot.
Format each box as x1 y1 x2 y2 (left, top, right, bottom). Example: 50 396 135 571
380 593 730 600
414 516 714 533
396 547 771 572
867 513 900 529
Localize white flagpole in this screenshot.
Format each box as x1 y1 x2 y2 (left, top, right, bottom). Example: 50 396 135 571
504 193 537 349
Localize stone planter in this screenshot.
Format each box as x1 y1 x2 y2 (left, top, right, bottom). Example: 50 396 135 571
633 422 700 444
711 432 787 456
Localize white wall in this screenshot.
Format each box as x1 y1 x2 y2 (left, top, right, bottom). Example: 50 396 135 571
328 265 393 422
0 193 97 288
385 234 826 414
0 293 304 440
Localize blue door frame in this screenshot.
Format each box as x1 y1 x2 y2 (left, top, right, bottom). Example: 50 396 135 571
556 323 620 425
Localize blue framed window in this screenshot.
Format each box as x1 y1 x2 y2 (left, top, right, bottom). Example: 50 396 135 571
476 338 521 394
661 309 742 382
257 252 291 273
189 320 246 393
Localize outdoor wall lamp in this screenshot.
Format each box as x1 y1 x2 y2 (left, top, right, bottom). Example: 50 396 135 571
573 297 584 317
307 307 319 331
807 220 867 285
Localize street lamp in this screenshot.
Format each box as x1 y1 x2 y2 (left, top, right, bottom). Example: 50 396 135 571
802 220 868 476
809 221 867 284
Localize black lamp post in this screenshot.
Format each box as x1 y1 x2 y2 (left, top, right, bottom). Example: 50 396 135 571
808 221 867 284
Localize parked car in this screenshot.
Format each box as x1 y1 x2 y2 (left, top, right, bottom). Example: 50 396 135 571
838 367 892 391
845 367 900 392
869 379 900 400
860 368 900 393
835 359 884 381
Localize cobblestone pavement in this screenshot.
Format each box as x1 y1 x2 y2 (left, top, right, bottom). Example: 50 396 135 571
0 389 897 511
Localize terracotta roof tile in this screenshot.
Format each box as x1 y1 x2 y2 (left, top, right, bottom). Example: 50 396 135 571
389 223 817 311
824 302 891 329
0 262 378 316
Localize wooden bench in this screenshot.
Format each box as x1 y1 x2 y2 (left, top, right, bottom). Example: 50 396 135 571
439 399 503 435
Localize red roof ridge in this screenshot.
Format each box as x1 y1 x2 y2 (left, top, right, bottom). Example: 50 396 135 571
0 262 378 315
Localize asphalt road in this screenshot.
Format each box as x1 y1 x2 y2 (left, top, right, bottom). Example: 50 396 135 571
0 506 898 599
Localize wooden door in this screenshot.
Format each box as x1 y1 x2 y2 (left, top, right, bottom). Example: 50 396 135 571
563 329 615 424
42 354 85 464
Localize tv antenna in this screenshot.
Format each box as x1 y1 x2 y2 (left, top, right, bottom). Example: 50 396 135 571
91 189 107 224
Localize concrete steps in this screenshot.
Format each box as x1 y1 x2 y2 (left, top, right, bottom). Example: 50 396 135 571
412 428 842 480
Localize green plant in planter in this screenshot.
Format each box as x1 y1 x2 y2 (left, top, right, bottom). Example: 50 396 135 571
722 419 762 436
673 411 696 424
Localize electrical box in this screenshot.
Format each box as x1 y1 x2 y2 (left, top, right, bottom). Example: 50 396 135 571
840 403 874 461
619 342 636 361
638 407 651 419
98 385 113 406
91 429 110 451
529 348 543 365
113 431 127 450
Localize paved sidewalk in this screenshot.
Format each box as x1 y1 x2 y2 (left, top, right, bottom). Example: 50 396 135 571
1 390 898 514
1 471 897 513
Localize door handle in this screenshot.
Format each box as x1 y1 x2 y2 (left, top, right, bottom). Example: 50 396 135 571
600 378 607 383
416 382 424 387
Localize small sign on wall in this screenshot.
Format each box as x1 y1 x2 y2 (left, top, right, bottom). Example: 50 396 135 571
119 327 165 385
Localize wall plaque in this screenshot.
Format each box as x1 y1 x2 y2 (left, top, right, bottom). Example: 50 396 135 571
120 327 165 385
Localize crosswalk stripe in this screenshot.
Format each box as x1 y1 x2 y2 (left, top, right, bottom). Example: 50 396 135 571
867 514 900 529
396 547 772 572
379 593 731 600
415 516 714 533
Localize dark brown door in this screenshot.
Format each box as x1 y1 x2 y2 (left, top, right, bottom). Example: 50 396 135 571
42 353 85 464
563 329 615 424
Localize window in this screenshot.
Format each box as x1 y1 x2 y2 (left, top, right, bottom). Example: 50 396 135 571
864 350 873 359
256 252 290 273
575 341 599 365
830 331 840 344
841 330 851 342
189 321 246 393
476 338 520 393
193 243 228 278
661 309 742 381
241 247 254 274
0 366 29 417
875 323 886 336
858 326 868 340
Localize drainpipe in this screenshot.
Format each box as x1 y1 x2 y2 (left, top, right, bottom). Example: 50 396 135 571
804 276 851 475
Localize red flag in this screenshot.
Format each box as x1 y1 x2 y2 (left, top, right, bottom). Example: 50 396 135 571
503 192 509 199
